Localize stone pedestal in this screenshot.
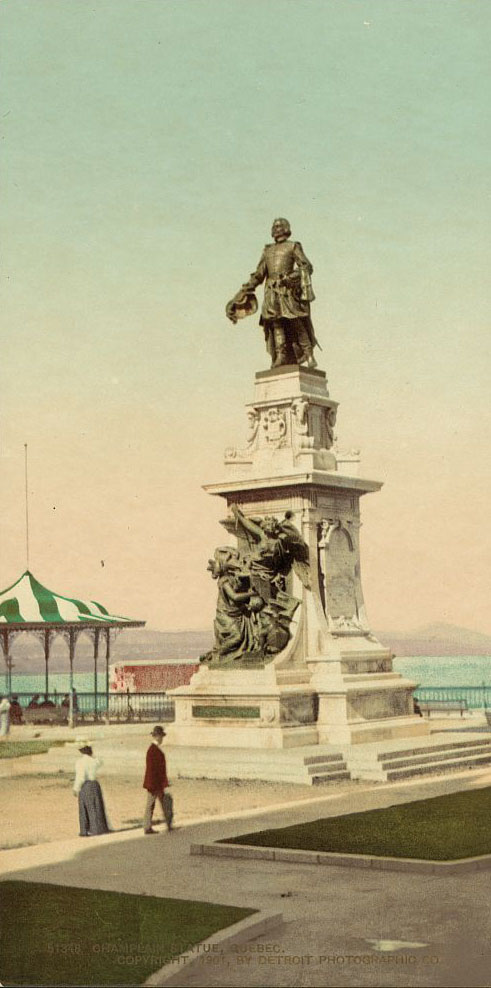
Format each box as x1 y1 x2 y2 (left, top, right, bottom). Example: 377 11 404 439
167 365 427 749
169 664 318 749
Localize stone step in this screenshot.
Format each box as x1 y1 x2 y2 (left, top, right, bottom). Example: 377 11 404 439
346 737 491 773
306 760 347 776
380 744 491 772
223 762 348 784
369 738 491 762
354 751 491 782
386 752 491 782
303 753 345 766
311 770 352 785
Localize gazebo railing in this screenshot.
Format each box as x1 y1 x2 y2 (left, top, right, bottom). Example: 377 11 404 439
12 692 175 724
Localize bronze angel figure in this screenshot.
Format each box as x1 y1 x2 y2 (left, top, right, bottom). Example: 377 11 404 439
230 504 311 601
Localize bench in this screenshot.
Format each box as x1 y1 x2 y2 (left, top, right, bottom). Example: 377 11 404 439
23 707 69 726
418 698 468 718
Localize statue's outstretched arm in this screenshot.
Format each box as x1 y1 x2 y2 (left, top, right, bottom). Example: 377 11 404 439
242 251 267 292
230 504 267 544
226 252 265 324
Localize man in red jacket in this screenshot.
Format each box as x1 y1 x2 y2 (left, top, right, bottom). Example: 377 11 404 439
143 725 173 834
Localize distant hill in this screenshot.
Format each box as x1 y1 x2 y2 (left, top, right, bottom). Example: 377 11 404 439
7 622 491 673
375 623 491 657
8 628 214 674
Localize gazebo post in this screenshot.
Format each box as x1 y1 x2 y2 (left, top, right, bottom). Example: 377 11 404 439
6 632 12 696
44 629 51 697
68 627 76 729
105 627 111 723
93 628 100 721
1 629 9 694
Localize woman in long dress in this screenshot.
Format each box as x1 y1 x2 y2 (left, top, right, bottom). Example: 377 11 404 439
73 744 110 836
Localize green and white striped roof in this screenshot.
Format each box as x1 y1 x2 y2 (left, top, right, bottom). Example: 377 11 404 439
0 571 143 626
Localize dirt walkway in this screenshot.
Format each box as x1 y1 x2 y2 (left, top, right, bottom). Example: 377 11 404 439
1 770 353 850
3 716 488 851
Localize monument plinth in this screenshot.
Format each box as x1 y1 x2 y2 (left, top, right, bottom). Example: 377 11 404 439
168 217 427 752
168 364 427 748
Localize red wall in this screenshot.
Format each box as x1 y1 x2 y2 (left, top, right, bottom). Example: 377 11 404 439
111 663 199 692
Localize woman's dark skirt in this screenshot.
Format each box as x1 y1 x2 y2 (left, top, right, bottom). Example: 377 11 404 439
78 780 110 836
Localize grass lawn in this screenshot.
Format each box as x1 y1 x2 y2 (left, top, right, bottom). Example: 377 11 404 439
220 787 491 861
0 881 255 987
0 740 66 759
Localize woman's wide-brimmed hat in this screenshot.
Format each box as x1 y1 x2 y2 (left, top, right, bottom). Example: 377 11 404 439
151 726 166 738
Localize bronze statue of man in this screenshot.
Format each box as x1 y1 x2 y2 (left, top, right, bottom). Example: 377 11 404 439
226 218 319 369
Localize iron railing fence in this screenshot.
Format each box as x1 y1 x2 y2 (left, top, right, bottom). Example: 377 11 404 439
414 686 491 710
10 685 491 724
11 691 175 724
106 692 175 724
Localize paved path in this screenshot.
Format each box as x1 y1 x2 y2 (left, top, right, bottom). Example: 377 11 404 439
2 767 491 987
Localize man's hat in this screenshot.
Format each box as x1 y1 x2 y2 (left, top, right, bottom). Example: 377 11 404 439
151 725 166 738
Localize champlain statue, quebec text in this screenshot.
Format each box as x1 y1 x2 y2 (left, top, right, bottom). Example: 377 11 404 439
226 218 320 369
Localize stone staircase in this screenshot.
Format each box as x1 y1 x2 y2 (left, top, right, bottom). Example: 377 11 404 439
301 753 351 785
344 733 491 782
168 746 351 786
18 729 491 788
30 738 351 786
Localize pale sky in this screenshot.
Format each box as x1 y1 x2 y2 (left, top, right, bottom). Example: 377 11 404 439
1 0 490 633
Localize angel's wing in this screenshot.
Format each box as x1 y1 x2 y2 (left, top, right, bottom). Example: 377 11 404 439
279 514 311 588
292 558 311 590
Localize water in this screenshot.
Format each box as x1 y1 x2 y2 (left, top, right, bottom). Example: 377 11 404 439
393 655 491 689
6 672 108 696
6 657 491 695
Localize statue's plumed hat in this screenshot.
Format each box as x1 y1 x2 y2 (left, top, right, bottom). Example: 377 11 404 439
225 289 258 323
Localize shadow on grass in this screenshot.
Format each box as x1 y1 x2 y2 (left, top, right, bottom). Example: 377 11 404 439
0 881 255 986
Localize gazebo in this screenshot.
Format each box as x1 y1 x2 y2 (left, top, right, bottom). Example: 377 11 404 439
0 570 145 719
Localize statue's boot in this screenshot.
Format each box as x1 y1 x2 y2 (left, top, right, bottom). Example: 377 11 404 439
271 324 289 367
300 347 317 369
272 346 289 367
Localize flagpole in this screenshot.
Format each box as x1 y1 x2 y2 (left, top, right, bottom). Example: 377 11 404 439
24 443 30 571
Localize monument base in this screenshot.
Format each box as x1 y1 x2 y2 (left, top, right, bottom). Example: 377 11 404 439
167 723 318 750
166 663 319 749
322 716 428 746
175 364 430 760
307 623 429 745
162 731 491 785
